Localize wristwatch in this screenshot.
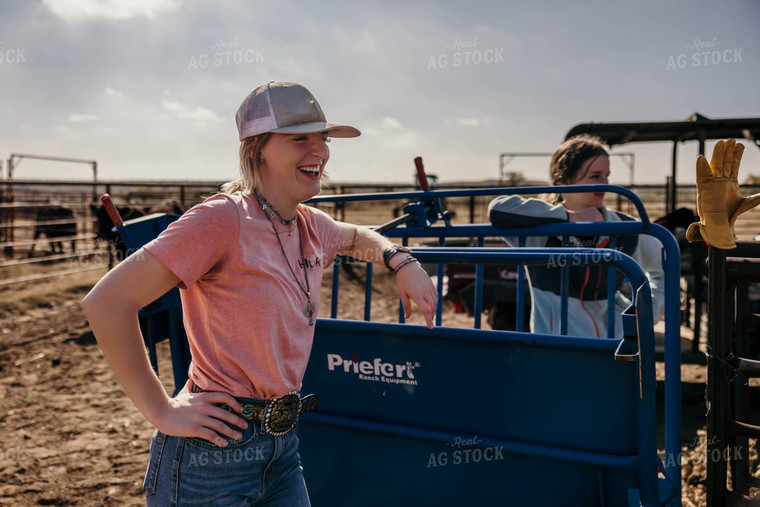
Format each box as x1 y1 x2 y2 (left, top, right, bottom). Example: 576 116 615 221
382 244 411 272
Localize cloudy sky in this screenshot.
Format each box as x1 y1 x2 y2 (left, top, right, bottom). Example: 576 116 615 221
1 0 759 187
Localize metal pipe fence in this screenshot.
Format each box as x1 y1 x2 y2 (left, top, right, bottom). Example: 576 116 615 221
706 241 760 506
0 180 221 285
1 177 757 295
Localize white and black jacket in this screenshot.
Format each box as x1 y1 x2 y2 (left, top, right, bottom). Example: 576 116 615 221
488 195 665 339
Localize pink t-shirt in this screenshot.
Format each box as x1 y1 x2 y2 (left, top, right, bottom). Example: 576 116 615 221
143 192 343 399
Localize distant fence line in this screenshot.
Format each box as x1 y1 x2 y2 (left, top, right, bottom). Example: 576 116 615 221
0 180 223 285
1 177 758 224
0 177 751 227
0 177 706 197
0 179 758 287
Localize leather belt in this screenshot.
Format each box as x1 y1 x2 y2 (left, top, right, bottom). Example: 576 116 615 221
194 386 318 436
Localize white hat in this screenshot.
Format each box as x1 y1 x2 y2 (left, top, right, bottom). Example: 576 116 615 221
235 81 361 141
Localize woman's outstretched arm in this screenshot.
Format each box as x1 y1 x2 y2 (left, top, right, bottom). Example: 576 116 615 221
335 223 438 329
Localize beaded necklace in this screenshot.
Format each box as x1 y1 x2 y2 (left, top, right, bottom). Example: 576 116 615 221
253 188 297 235
253 192 315 326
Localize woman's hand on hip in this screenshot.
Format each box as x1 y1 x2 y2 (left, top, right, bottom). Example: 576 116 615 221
155 390 250 447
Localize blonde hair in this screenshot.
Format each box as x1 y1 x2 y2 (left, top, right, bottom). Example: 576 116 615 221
221 133 272 194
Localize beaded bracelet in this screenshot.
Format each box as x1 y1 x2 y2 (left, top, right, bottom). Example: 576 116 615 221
393 256 418 275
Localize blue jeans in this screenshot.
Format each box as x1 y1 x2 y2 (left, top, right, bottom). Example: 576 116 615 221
143 421 310 506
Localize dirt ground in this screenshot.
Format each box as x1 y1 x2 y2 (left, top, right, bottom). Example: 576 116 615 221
0 263 757 506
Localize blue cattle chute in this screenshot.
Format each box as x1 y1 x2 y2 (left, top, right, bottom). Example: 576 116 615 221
310 184 682 506
299 248 665 507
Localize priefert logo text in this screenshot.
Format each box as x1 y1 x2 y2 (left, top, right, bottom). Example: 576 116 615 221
326 353 419 385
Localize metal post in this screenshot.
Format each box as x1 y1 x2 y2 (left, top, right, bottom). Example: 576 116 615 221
560 236 569 335
473 236 484 329
692 128 708 353
5 157 14 256
670 142 678 214
365 262 373 322
692 244 705 352
92 161 98 201
331 258 340 319
732 281 750 496
697 129 706 157
516 236 526 332
665 176 672 215
706 246 729 507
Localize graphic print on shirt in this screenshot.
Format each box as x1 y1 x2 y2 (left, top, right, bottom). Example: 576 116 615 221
298 256 322 270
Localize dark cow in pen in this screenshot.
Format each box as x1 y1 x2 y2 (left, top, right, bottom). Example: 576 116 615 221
32 205 77 255
91 201 189 260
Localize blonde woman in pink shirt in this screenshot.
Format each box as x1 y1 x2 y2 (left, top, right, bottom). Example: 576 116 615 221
83 81 438 506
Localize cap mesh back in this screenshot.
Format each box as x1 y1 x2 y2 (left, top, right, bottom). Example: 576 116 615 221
235 84 277 140
243 87 272 122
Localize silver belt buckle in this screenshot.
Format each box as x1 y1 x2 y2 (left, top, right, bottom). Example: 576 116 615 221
264 392 302 436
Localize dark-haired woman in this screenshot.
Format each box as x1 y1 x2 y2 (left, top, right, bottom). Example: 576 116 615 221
489 135 663 338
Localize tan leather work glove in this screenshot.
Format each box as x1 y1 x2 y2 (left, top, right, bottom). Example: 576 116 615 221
686 139 760 249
